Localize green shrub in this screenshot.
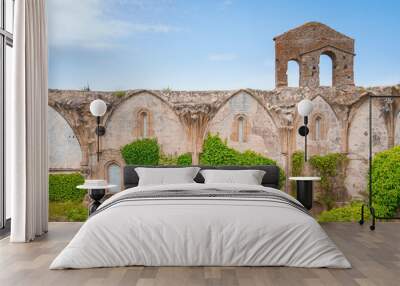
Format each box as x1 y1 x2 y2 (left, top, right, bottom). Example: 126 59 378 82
318 201 369 222
121 138 160 165
370 145 400 217
309 153 347 210
49 173 85 202
177 153 192 166
200 134 285 188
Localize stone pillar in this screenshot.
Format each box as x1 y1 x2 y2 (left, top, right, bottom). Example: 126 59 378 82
279 125 293 193
387 107 395 149
301 52 320 88
340 119 349 154
275 59 288 88
176 104 215 166
380 98 395 149
191 122 199 165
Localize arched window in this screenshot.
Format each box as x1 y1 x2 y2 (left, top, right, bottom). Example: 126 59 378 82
107 163 121 193
238 116 245 143
231 114 248 143
141 111 148 138
312 115 325 141
315 116 321 141
135 109 153 139
287 60 300 87
137 110 150 138
319 53 334 86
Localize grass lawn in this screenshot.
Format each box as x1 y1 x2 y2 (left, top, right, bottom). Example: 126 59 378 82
49 201 88 222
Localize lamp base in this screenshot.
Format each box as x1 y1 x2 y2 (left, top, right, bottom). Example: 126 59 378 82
89 189 106 215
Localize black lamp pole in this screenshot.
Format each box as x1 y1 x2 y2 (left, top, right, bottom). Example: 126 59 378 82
304 116 308 162
298 116 310 162
94 116 106 162
96 116 100 162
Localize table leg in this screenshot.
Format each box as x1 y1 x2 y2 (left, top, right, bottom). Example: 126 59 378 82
296 181 313 210
88 189 105 215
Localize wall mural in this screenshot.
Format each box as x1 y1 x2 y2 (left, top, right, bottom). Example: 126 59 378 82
48 22 400 204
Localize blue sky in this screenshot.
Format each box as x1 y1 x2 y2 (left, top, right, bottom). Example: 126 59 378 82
48 0 400 91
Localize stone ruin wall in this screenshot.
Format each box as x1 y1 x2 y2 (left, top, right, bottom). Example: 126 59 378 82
48 22 400 203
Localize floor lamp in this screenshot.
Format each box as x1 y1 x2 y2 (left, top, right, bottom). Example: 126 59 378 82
359 94 400 230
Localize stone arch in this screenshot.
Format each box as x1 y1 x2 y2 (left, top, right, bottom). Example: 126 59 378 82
104 160 122 193
287 59 300 87
346 97 389 197
212 90 280 129
319 51 336 86
348 96 368 123
348 96 390 158
206 90 282 164
103 91 187 155
274 22 354 88
48 106 83 170
103 90 175 127
293 96 341 155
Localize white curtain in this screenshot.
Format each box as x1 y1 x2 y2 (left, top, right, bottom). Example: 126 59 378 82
9 0 48 242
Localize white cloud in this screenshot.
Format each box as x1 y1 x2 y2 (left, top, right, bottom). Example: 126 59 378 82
208 53 237 62
222 0 233 6
47 0 179 49
130 24 181 33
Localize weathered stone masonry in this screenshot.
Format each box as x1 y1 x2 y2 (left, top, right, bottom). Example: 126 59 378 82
275 22 354 89
48 22 400 201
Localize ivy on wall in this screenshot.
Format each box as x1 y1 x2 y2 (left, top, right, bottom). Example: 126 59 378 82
290 151 304 195
309 153 347 210
159 152 192 166
122 138 192 166
199 134 285 188
370 145 400 218
291 151 305 176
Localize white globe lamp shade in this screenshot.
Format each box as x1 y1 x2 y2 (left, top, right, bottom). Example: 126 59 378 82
297 99 314 117
90 99 107 117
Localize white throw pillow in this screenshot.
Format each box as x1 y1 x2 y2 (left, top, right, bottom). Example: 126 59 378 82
136 167 200 186
200 169 266 185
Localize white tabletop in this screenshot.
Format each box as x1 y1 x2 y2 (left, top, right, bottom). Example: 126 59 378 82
289 177 321 181
77 184 117 190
